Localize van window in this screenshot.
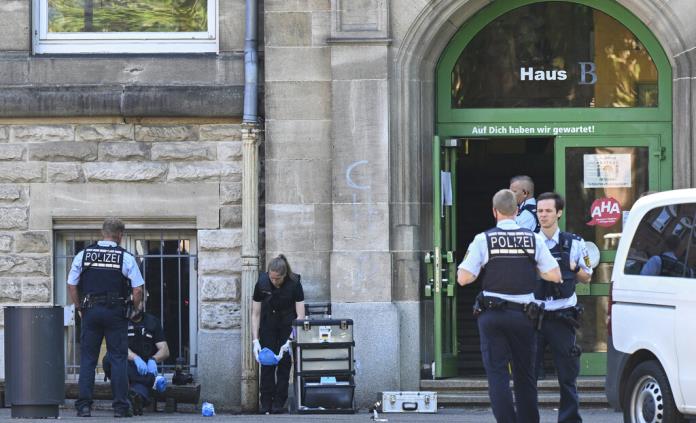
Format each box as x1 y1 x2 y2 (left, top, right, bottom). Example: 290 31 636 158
624 203 696 278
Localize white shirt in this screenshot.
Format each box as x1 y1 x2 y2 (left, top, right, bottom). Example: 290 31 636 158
540 228 593 311
515 198 538 232
67 240 145 287
458 219 559 304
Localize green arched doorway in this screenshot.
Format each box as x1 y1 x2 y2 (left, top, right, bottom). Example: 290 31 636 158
427 0 672 378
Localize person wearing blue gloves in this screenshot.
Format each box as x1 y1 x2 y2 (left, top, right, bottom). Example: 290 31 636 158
251 255 305 414
104 308 169 415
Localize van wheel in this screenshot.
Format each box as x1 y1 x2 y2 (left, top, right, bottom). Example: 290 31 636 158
623 361 685 423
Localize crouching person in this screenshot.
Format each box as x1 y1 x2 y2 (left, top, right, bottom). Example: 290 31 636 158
104 309 169 415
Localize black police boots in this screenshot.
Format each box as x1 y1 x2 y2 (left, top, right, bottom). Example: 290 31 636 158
76 405 91 417
259 398 272 415
271 399 287 414
128 390 144 416
114 408 133 418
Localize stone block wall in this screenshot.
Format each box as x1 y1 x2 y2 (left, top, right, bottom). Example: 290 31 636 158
264 0 333 301
0 121 244 406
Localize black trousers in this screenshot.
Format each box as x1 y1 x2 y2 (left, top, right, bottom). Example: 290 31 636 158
76 305 129 413
259 318 292 410
538 317 582 423
478 308 539 423
260 352 292 409
103 354 156 403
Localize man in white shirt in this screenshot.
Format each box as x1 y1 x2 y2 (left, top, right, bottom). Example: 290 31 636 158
510 175 540 232
535 192 592 423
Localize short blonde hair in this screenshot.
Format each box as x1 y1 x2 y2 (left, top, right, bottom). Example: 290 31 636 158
492 189 518 216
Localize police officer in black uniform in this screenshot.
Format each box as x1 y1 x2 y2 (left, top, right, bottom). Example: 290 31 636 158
67 218 144 417
103 309 169 415
251 254 305 414
510 175 540 232
458 189 561 423
535 192 593 423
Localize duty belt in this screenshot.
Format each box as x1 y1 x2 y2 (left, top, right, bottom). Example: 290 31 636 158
81 292 125 308
481 296 528 312
473 293 544 329
542 306 583 328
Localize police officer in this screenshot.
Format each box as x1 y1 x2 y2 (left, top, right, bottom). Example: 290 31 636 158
103 308 169 415
535 192 592 423
251 255 305 414
67 218 144 418
510 175 540 232
458 189 561 423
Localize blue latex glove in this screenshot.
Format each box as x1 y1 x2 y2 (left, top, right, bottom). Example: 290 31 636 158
133 356 148 375
154 375 168 393
147 358 158 375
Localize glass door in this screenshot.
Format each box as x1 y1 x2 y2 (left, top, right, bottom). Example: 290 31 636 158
425 136 459 378
554 135 668 375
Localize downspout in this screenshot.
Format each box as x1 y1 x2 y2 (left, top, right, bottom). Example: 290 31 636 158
240 0 260 413
243 0 258 123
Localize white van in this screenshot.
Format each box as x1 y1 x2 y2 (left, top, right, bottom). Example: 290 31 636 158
607 189 696 422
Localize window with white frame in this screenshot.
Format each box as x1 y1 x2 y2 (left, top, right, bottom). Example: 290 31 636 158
54 230 198 378
33 0 218 54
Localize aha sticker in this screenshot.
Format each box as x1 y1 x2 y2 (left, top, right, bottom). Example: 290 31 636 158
587 197 621 227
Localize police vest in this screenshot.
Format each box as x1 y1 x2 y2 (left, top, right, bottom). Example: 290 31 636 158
535 232 580 300
660 254 694 278
480 228 538 295
79 243 129 296
128 316 158 360
518 203 540 233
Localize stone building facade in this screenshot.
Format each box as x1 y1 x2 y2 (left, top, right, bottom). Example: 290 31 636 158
2 0 696 412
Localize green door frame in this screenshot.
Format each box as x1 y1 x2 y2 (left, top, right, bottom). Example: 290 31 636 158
425 136 460 378
555 135 671 374
436 0 672 126
432 0 673 378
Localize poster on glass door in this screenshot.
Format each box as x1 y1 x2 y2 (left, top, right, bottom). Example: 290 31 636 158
583 154 632 188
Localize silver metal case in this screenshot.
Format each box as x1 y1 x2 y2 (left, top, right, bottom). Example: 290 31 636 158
380 391 437 413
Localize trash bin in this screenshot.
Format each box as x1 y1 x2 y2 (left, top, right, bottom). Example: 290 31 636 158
4 306 65 418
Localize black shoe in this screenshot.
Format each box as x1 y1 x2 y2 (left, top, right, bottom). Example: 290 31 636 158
128 390 144 416
114 408 133 418
76 406 91 417
259 398 273 414
272 399 287 414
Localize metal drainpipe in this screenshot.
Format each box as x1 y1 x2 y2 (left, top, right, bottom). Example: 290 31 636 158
240 0 260 413
242 0 258 123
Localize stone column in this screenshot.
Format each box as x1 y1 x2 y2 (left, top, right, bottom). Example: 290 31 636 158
264 2 333 300
328 0 399 407
240 122 260 412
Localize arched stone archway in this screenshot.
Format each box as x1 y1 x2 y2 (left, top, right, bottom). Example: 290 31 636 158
388 0 694 384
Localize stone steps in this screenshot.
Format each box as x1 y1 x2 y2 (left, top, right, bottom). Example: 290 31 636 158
420 377 608 407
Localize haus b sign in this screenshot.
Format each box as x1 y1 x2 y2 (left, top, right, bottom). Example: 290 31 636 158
520 62 597 84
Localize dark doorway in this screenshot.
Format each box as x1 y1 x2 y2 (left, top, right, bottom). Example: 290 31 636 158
454 137 554 375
